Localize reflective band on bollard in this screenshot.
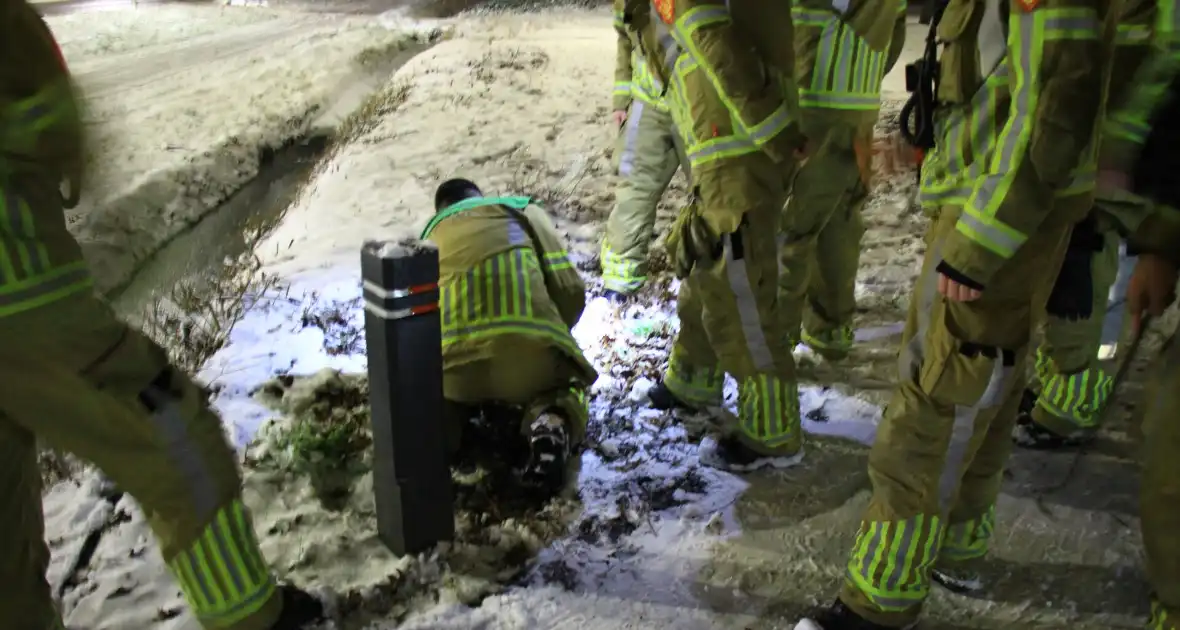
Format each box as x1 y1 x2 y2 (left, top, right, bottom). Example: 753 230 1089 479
361 238 455 556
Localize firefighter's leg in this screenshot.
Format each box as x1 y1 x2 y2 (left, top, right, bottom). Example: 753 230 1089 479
694 161 802 466
1023 224 1121 442
0 416 64 630
657 277 725 409
800 122 872 360
1142 336 1180 630
838 198 1084 627
602 102 680 295
780 119 864 352
0 293 284 630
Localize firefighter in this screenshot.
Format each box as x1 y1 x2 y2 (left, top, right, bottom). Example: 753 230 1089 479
422 179 596 492
781 0 908 361
795 0 1116 627
1096 9 1180 626
622 0 810 471
601 0 687 302
1123 215 1180 630
1013 0 1159 449
0 1 324 628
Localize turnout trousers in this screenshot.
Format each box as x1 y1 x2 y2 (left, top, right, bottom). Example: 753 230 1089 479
1029 192 1148 437
780 115 873 355
443 341 590 452
839 196 1089 626
0 291 282 630
602 100 684 294
664 155 803 456
1143 332 1180 630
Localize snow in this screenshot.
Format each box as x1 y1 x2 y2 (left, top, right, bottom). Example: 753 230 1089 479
47 4 441 294
40 8 1154 630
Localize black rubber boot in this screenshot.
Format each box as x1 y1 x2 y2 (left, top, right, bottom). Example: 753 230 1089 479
602 289 629 305
523 413 569 492
647 380 691 410
270 584 325 630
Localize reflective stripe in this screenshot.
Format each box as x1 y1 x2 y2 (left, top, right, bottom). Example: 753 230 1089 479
1150 599 1175 630
794 7 888 111
846 514 945 611
630 50 669 110
440 247 582 359
737 373 798 447
1116 23 1152 45
169 500 276 628
669 4 794 156
1 81 75 154
600 243 646 293
1036 360 1113 429
618 100 647 176
614 81 633 99
940 506 995 562
722 233 775 372
1108 0 1180 146
665 349 725 407
958 7 1099 259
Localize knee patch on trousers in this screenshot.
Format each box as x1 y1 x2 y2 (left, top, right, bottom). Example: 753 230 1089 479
919 334 1017 409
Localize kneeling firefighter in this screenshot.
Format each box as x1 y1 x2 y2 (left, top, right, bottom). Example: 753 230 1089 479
0 1 324 628
422 179 597 492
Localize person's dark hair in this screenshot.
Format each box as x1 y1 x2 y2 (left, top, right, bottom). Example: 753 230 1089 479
434 178 482 211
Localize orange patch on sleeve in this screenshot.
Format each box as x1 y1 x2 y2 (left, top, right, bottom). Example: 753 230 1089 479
655 0 675 24
1015 0 1039 11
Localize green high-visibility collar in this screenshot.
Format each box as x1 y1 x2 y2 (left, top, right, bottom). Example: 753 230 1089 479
420 195 532 239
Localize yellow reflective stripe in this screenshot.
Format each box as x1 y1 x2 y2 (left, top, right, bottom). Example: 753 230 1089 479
672 5 793 142
1116 23 1153 46
0 260 93 317
846 515 944 611
440 248 580 355
941 506 995 562
169 501 276 628
795 8 888 111
614 81 632 97
1108 1 1180 145
1043 7 1101 39
1037 366 1114 427
665 350 724 406
544 249 573 271
443 317 583 358
959 9 1050 257
600 244 645 290
736 374 798 446
1150 599 1174 630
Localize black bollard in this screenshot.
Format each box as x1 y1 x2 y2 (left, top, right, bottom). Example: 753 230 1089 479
361 238 454 556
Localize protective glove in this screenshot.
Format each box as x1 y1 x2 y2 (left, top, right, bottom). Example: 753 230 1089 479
1046 217 1103 321
663 201 723 279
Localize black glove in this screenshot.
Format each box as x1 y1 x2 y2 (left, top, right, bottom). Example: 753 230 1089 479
1046 217 1103 321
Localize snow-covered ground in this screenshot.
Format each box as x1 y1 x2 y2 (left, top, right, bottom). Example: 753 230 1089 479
41 8 1156 630
47 4 440 294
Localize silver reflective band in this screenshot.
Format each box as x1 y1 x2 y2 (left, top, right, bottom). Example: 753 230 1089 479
363 279 419 299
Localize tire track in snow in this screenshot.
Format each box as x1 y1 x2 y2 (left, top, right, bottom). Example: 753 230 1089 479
71 16 329 97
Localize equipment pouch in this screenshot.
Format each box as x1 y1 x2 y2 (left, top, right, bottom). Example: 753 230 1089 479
935 0 982 105
918 307 1010 408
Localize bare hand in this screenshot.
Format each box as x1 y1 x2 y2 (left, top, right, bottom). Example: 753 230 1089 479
1127 253 1178 333
613 110 628 127
938 272 982 302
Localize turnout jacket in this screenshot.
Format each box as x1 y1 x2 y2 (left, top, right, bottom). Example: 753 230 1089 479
421 196 596 378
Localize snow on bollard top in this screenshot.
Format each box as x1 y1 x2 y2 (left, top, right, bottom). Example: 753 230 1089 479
364 237 438 260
